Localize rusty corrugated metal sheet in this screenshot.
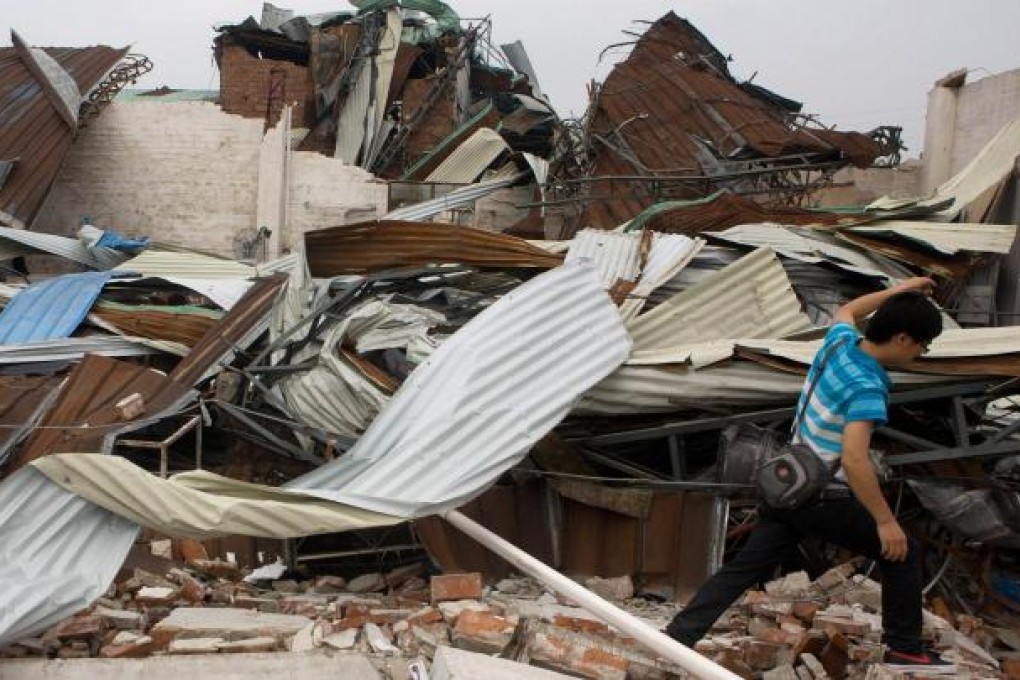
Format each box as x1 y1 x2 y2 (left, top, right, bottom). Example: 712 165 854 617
303 221 564 276
632 192 841 236
0 375 62 466
581 13 880 229
91 303 221 348
10 354 193 474
0 43 129 228
169 273 287 387
414 479 556 581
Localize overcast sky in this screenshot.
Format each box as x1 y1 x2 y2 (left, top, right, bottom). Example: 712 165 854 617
6 0 1020 158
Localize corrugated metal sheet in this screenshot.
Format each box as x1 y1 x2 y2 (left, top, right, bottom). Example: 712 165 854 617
35 454 401 539
384 172 525 222
0 226 128 269
627 191 842 235
565 229 642 289
932 115 1020 222
303 220 563 276
0 375 61 467
706 224 910 281
114 250 257 279
0 467 139 645
401 101 499 181
0 271 112 343
91 301 221 348
581 13 879 228
285 261 632 517
620 234 704 321
334 60 372 164
11 354 195 474
580 361 806 414
424 128 509 184
846 221 1017 256
0 44 129 229
627 247 814 353
169 274 287 387
0 336 185 364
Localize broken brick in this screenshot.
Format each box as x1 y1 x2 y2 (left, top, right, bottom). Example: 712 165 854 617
431 573 483 603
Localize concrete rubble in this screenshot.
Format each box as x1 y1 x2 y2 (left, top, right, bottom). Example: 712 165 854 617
3 549 1018 679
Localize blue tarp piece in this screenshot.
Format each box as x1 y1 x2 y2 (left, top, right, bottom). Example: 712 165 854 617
94 229 149 253
0 272 114 344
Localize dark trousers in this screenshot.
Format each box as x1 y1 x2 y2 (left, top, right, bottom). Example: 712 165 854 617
665 497 923 654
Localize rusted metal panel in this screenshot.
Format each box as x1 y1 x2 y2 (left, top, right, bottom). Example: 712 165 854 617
91 303 220 348
10 354 193 474
0 44 129 228
303 220 564 275
169 273 287 387
414 479 556 581
0 375 62 465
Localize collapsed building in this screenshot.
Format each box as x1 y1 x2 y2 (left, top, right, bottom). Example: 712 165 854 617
1 4 1020 679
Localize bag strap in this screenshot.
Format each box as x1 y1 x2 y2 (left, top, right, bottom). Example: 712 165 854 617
791 336 850 437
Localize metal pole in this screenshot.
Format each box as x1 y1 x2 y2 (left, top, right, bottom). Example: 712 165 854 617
441 509 741 680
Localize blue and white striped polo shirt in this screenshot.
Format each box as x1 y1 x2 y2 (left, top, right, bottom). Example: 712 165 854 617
791 323 890 477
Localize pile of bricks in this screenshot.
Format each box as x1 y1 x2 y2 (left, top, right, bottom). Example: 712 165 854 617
1 542 1016 679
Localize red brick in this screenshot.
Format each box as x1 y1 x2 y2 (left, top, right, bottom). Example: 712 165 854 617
812 615 870 638
791 601 819 622
553 615 611 636
44 615 106 642
430 573 483 603
175 539 208 564
743 640 783 670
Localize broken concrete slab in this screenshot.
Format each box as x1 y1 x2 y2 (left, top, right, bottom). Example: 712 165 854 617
0 651 382 679
431 645 577 679
150 608 311 645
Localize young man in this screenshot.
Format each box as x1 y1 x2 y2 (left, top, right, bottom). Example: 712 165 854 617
664 277 954 673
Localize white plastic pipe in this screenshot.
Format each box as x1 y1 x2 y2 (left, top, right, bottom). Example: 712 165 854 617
441 509 741 680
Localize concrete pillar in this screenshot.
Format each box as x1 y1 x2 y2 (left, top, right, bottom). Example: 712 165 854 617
921 68 967 194
257 106 292 259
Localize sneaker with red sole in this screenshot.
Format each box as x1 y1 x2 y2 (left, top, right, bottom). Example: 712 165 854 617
883 649 956 674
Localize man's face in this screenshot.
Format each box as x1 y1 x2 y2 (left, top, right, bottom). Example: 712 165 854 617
888 332 930 366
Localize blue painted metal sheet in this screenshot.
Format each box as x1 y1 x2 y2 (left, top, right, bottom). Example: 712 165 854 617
0 272 113 344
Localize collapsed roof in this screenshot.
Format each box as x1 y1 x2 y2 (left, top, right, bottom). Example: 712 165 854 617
560 12 901 231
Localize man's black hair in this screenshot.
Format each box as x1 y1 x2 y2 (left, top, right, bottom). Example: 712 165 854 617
864 290 943 344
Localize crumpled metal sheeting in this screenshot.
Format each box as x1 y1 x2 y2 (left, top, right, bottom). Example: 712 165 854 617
303 220 563 276
846 221 1018 256
33 455 402 540
0 271 114 344
627 247 814 353
424 128 510 184
341 299 446 354
0 336 186 364
564 229 642 290
706 224 911 282
383 172 526 222
0 226 128 270
277 322 395 440
580 361 806 414
285 262 632 517
619 234 704 322
0 466 139 646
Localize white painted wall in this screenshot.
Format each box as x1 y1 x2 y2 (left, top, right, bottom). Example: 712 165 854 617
35 101 388 259
921 69 1020 193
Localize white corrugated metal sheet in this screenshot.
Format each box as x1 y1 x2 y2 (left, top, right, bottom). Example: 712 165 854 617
335 64 372 164
0 227 128 270
847 221 1017 255
740 326 1020 362
34 455 402 539
114 251 256 279
620 234 704 321
383 172 525 222
706 224 909 281
565 229 642 289
424 128 510 184
0 467 140 645
932 116 1020 221
627 247 814 353
285 261 632 516
0 336 187 363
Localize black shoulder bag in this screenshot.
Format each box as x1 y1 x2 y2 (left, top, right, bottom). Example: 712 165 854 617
753 339 846 510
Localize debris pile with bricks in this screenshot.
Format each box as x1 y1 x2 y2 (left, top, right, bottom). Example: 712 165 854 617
3 538 1016 679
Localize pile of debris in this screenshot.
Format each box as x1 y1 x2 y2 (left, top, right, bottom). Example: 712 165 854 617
4 538 1016 679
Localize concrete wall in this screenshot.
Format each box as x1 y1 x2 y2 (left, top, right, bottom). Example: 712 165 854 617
811 161 922 208
35 101 387 259
921 68 1020 193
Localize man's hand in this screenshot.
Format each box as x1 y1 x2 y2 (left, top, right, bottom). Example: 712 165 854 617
877 519 909 562
896 277 936 296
